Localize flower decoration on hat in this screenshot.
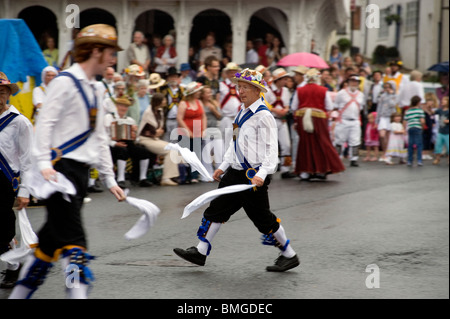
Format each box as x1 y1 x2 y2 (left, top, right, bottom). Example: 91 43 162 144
232 68 268 93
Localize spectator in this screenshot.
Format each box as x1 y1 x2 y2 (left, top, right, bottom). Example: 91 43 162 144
436 73 449 108
43 37 59 68
136 79 150 120
363 112 380 162
385 113 407 165
32 66 58 123
137 92 180 186
100 66 115 100
104 96 153 188
376 81 398 161
310 39 319 56
154 35 178 76
354 53 372 75
404 96 426 166
384 60 408 94
433 96 449 165
199 34 223 66
329 45 342 68
127 31 151 74
222 42 233 67
321 69 335 92
180 63 193 86
422 93 438 160
266 37 287 68
367 70 384 113
197 55 221 100
398 70 425 115
246 40 259 64
177 82 207 183
258 33 274 67
200 85 223 180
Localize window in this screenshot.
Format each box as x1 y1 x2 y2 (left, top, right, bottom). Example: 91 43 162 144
405 1 419 34
378 9 389 38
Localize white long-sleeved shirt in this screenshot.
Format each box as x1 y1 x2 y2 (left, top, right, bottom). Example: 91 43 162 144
334 89 365 120
219 79 241 118
0 105 33 198
219 98 279 181
33 63 117 189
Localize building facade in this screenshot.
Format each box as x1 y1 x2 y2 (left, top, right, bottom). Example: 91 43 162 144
343 0 449 72
1 0 348 71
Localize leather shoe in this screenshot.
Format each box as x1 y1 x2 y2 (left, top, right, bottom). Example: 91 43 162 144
266 255 300 272
173 247 206 266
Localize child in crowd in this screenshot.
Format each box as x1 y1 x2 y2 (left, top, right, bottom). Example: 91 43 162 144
433 96 449 165
363 112 380 161
376 81 398 161
385 113 407 165
404 96 426 166
422 93 438 160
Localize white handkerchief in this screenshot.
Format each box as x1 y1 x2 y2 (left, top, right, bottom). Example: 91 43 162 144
182 184 256 219
124 194 161 240
0 209 38 266
165 143 214 182
26 168 76 201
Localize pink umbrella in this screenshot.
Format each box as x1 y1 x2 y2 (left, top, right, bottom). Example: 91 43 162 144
277 52 329 69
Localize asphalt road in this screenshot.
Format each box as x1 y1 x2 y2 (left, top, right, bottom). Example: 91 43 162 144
1 160 449 300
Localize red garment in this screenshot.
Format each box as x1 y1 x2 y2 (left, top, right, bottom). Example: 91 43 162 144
180 100 204 138
296 84 328 111
258 45 268 67
156 46 177 59
295 116 346 175
295 83 345 175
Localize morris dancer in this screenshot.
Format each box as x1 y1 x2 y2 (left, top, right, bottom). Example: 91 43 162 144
174 69 300 272
0 72 33 288
334 74 365 167
9 24 126 299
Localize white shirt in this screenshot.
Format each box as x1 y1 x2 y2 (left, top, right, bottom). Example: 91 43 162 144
32 84 47 107
246 49 259 64
219 79 241 118
33 63 117 189
0 105 33 198
398 81 425 107
267 84 291 114
290 81 307 111
219 98 279 181
334 89 365 120
371 81 383 104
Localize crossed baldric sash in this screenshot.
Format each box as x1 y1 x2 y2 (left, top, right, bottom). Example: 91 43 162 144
0 112 21 194
232 102 270 191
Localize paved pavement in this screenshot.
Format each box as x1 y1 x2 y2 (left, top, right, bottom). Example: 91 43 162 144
1 160 449 300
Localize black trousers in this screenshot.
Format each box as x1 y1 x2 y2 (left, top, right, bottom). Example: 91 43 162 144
37 159 89 259
204 169 280 235
0 172 16 253
110 141 155 181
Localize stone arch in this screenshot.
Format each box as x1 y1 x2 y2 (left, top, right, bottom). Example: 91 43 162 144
18 5 59 50
133 9 175 46
189 9 232 51
79 7 117 29
247 7 289 47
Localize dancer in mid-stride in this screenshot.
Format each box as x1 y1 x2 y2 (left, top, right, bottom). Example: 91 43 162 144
174 69 300 272
9 24 126 299
0 72 34 289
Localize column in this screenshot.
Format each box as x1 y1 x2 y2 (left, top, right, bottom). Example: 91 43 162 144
231 0 247 64
175 0 190 68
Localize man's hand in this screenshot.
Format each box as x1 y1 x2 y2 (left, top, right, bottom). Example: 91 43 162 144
213 169 224 182
17 197 30 210
110 185 127 202
251 176 264 188
41 168 58 182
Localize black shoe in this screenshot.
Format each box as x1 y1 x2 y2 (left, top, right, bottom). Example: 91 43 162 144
117 181 126 188
0 267 21 289
88 185 104 193
173 247 206 266
281 172 297 179
350 161 359 167
311 173 327 180
139 179 153 188
266 255 300 272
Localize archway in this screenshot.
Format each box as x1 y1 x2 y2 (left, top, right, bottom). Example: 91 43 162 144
134 9 174 41
18 6 58 50
190 9 232 51
79 8 117 29
247 7 288 47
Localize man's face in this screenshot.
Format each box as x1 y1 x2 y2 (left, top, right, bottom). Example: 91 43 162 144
238 82 259 106
95 48 117 75
134 33 144 45
208 60 221 76
0 86 11 111
373 72 382 82
104 67 115 81
115 85 125 97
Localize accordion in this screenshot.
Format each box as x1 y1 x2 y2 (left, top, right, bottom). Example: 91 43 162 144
110 122 134 141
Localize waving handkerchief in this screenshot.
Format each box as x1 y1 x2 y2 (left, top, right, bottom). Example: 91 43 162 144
26 168 76 202
182 184 256 219
165 143 214 182
0 209 38 267
123 190 161 240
